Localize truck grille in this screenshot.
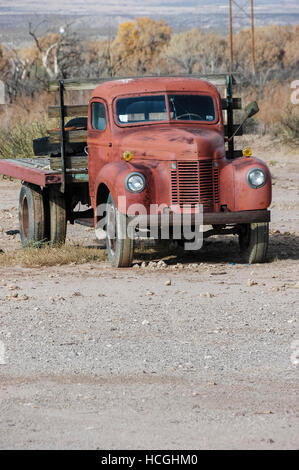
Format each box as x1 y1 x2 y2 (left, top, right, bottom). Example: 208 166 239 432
171 160 219 211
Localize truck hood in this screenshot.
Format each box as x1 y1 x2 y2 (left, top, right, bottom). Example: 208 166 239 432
117 125 225 160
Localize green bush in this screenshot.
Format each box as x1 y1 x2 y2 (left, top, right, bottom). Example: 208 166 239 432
0 119 48 159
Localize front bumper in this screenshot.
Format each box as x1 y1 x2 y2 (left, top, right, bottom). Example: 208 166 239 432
133 209 270 227
202 209 270 225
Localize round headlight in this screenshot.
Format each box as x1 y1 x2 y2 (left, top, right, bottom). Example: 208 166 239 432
125 172 146 193
247 168 267 189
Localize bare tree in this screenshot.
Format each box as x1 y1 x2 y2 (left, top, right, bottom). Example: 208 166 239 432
29 21 62 78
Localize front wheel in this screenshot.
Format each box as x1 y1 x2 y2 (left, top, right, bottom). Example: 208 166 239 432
238 222 269 263
106 193 134 267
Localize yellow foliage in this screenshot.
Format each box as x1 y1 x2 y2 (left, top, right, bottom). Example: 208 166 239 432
111 17 172 74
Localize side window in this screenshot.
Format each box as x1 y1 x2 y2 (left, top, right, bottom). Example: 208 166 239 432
91 102 107 130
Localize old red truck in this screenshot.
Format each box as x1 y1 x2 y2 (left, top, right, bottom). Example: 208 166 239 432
0 74 271 266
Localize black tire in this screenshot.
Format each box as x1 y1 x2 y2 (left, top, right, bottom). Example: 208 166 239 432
106 193 134 267
19 183 46 246
239 222 269 263
48 186 67 245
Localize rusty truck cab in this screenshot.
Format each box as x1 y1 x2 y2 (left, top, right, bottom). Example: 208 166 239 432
86 77 271 267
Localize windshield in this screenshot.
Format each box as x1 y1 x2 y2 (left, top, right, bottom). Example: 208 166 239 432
116 95 167 123
116 94 216 124
169 94 215 122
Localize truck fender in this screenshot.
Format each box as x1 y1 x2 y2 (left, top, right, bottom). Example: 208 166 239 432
94 162 149 216
220 157 272 212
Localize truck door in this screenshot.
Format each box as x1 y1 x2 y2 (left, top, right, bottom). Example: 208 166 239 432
87 98 111 207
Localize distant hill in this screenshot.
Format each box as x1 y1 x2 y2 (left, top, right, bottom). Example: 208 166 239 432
0 0 299 47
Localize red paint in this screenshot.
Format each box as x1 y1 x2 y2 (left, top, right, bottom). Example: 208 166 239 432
0 159 62 187
89 77 271 221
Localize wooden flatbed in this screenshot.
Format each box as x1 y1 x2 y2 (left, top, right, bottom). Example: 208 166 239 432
0 156 88 187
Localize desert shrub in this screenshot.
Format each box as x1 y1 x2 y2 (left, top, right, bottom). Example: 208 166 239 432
237 81 299 144
272 105 299 145
0 118 48 158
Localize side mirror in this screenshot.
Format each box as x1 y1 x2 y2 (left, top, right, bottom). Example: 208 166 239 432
245 101 259 118
227 101 260 143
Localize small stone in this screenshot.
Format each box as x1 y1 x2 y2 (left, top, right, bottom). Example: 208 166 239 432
269 287 280 292
165 280 171 286
247 279 258 286
19 294 29 301
148 261 157 269
146 291 154 296
132 264 140 269
6 292 18 299
141 262 147 268
7 284 20 290
157 260 167 269
72 291 82 297
142 319 150 325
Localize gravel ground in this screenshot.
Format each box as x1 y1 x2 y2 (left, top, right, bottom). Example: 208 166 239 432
0 143 298 449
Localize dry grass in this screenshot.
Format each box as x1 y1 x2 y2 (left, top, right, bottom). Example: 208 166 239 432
0 119 48 158
240 81 299 145
0 92 56 159
0 243 107 267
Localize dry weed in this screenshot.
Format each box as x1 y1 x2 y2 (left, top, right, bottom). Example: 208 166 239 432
0 243 107 267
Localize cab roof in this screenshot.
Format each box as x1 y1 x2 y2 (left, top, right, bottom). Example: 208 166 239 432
91 77 219 102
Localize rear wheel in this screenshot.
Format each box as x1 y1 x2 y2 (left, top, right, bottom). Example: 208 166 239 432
238 222 269 263
19 183 46 246
48 186 67 245
106 193 134 267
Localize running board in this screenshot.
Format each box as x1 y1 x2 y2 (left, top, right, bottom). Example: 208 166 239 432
74 218 94 227
72 208 94 227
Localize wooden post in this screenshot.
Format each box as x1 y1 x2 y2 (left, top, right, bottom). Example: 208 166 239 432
59 80 66 193
226 74 234 159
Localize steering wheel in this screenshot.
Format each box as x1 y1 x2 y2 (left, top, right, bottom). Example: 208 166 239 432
176 113 204 120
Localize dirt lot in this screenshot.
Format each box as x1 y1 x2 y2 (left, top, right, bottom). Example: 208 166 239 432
0 140 298 449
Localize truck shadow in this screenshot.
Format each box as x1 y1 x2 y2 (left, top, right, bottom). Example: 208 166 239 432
135 232 299 265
